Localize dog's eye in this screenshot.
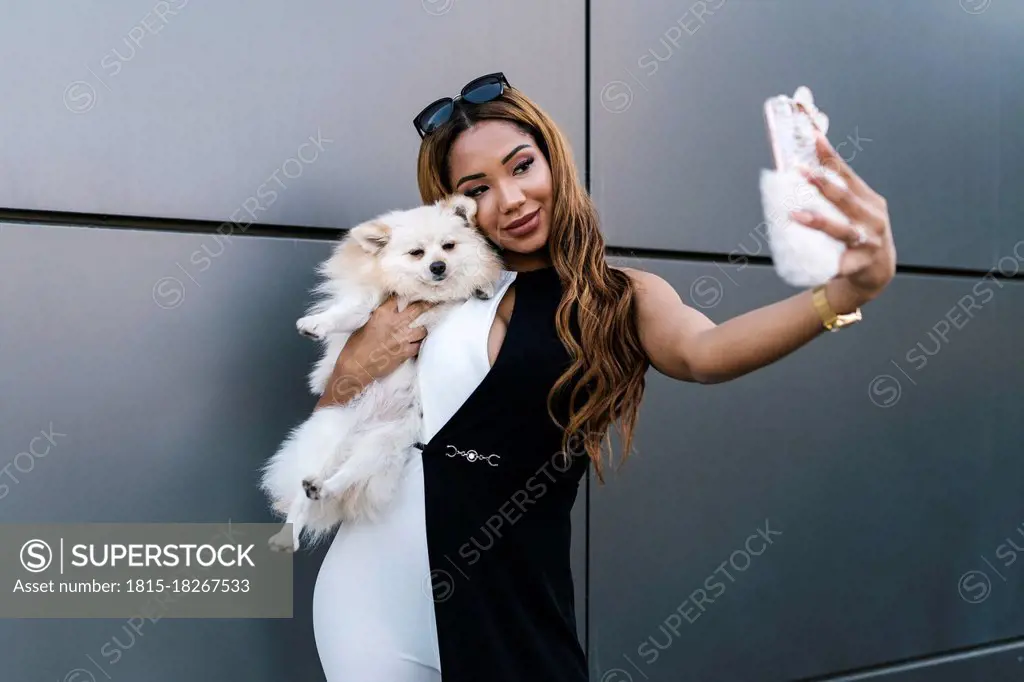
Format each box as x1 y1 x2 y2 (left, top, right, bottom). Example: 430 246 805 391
409 249 425 257
442 243 455 251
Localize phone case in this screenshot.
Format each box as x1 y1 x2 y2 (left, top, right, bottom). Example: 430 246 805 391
764 86 829 172
759 86 850 287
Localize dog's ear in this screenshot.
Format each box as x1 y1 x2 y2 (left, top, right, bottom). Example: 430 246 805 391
441 194 478 226
349 219 391 254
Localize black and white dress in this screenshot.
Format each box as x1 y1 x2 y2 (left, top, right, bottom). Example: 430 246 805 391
313 265 590 682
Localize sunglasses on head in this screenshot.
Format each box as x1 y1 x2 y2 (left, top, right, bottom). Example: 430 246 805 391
413 72 510 138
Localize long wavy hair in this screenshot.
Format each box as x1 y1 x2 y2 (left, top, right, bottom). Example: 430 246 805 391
415 86 649 484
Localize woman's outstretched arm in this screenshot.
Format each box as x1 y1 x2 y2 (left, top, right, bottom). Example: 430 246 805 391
623 130 896 385
625 270 866 384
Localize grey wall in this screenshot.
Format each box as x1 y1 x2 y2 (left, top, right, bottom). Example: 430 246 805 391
0 0 585 228
589 0 1024 679
592 0 1024 272
1 1 1022 681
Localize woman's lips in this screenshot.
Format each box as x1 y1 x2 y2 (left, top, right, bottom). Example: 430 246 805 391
503 209 540 237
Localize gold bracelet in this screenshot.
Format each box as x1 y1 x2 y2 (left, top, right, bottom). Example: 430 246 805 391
811 284 862 332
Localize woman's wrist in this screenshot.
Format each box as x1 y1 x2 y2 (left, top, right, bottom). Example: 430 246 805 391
316 360 373 409
823 278 866 315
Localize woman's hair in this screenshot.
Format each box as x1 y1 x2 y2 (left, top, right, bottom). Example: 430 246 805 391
415 86 650 484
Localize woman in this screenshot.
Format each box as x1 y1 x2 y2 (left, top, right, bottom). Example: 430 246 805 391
310 73 896 682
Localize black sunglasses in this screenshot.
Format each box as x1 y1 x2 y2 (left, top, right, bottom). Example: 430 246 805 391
413 72 510 138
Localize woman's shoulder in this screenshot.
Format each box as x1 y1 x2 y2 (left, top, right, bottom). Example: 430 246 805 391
609 265 667 293
606 267 687 319
611 265 643 279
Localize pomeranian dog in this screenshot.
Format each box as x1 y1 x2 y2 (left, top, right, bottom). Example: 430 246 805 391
260 194 503 552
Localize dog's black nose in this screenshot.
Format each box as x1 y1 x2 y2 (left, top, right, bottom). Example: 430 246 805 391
429 261 446 276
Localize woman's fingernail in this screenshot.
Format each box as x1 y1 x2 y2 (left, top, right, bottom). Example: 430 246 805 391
791 210 813 222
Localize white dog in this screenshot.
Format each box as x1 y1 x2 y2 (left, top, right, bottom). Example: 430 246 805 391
260 194 503 552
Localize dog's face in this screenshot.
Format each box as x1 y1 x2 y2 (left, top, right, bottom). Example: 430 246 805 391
346 195 503 301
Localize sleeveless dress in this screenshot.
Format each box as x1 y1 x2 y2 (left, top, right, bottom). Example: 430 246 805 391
312 265 590 682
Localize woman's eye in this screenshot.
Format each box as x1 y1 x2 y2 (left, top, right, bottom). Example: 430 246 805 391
409 249 424 257
513 158 534 175
442 243 455 251
464 159 532 197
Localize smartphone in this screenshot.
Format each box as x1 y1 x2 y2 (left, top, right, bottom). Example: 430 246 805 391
759 86 845 287
763 86 828 173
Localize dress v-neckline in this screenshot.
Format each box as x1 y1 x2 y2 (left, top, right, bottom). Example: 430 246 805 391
421 270 522 453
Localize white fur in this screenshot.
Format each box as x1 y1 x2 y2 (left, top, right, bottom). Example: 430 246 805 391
260 194 504 552
759 166 850 287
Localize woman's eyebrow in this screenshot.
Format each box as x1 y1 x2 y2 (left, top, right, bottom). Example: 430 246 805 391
501 143 530 164
455 171 485 188
454 144 532 188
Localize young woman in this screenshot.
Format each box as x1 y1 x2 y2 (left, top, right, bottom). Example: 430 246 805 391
310 73 896 682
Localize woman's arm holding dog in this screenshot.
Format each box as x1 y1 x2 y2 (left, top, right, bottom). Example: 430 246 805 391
315 297 434 409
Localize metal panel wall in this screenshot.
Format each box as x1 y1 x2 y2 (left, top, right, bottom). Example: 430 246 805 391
590 0 1024 679
589 257 1024 681
0 223 338 681
0 0 585 229
591 0 1023 271
0 0 586 680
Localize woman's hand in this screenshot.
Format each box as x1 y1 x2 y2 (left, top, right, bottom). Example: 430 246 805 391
316 296 435 409
790 129 897 312
343 296 435 378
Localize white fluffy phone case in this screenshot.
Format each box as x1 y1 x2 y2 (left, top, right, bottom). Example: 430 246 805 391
760 86 849 287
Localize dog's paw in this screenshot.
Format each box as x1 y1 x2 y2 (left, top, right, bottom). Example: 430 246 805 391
302 477 322 500
268 528 296 553
296 316 328 341
473 281 498 300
